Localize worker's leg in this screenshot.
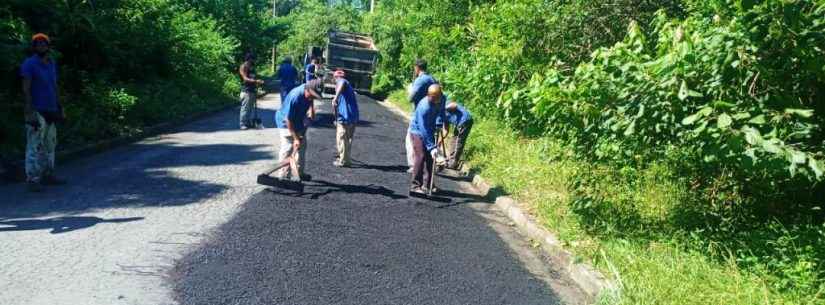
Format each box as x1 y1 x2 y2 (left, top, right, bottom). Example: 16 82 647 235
422 144 434 191
276 128 293 178
24 114 47 183
42 123 57 177
335 122 346 164
405 131 414 170
239 91 253 128
410 134 426 189
448 121 472 169
344 124 356 165
295 130 307 177
250 93 259 126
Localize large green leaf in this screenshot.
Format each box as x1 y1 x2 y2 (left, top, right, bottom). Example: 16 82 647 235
717 113 732 129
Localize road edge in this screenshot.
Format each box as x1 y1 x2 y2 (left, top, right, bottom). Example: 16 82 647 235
374 97 612 301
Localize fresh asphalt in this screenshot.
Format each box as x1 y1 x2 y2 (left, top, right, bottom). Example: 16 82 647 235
0 91 585 305
172 96 586 305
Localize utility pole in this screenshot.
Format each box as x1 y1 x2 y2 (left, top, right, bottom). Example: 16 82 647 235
272 0 278 73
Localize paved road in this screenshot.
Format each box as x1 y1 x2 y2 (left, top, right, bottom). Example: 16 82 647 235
1 93 585 305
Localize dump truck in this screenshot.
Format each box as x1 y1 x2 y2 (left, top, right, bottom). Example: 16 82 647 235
304 31 379 95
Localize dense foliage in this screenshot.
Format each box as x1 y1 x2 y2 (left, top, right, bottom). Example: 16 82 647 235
366 0 825 302
275 0 362 65
0 0 283 157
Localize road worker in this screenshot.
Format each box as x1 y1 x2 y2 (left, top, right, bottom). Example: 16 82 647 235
331 70 360 167
409 84 447 194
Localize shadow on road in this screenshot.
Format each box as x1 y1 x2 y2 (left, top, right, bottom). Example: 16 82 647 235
348 160 408 173
0 216 144 234
265 179 408 201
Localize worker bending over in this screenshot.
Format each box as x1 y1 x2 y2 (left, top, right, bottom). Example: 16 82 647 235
332 70 359 167
442 101 473 170
274 79 323 180
409 84 447 194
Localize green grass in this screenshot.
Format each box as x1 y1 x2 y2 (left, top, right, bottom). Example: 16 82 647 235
384 89 825 305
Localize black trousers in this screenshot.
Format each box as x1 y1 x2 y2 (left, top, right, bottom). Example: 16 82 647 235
448 120 473 169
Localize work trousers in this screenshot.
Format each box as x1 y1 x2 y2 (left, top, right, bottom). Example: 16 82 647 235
25 113 57 183
448 120 473 169
239 91 257 127
276 128 306 178
405 131 414 168
335 122 356 165
410 133 434 189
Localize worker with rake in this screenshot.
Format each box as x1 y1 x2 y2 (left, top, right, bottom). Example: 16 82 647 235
409 84 448 195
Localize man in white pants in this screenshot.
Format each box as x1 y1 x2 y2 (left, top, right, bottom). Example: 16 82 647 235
274 79 322 180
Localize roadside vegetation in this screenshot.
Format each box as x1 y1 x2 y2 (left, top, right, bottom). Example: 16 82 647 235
4 0 823 303
371 0 825 304
0 0 290 157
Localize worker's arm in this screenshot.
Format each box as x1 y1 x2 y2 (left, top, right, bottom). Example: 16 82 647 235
286 119 301 148
332 81 344 106
239 63 264 85
22 78 37 126
408 78 421 103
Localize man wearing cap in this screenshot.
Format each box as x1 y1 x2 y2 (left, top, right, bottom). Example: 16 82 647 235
239 52 265 130
442 101 473 170
276 57 298 102
409 84 447 194
21 33 66 192
331 70 359 167
274 79 323 180
405 59 437 171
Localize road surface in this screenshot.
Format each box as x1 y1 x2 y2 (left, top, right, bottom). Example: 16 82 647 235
0 92 585 305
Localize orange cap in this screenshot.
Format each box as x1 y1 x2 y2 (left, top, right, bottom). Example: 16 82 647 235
32 33 50 43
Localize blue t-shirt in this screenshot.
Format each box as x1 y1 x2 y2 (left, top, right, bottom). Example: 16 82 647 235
304 64 317 82
408 73 436 107
276 84 312 132
335 79 359 124
20 56 59 112
438 104 472 126
409 95 447 152
277 63 298 90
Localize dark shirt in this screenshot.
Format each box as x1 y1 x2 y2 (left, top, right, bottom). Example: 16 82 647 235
277 63 298 90
20 55 59 113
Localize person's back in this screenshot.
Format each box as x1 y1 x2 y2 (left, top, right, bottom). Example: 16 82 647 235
278 63 298 89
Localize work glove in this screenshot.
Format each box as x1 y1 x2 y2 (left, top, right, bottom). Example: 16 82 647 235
430 149 438 159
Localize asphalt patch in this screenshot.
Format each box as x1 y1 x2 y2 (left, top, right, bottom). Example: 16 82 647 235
171 98 565 305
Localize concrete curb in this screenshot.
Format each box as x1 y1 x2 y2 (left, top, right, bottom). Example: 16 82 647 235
376 97 611 301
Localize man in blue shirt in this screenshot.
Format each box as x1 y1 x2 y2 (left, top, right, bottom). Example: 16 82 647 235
274 79 323 180
331 70 359 167
304 57 320 83
407 59 436 110
409 84 447 194
443 101 473 169
21 33 65 192
405 59 437 170
276 57 298 102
